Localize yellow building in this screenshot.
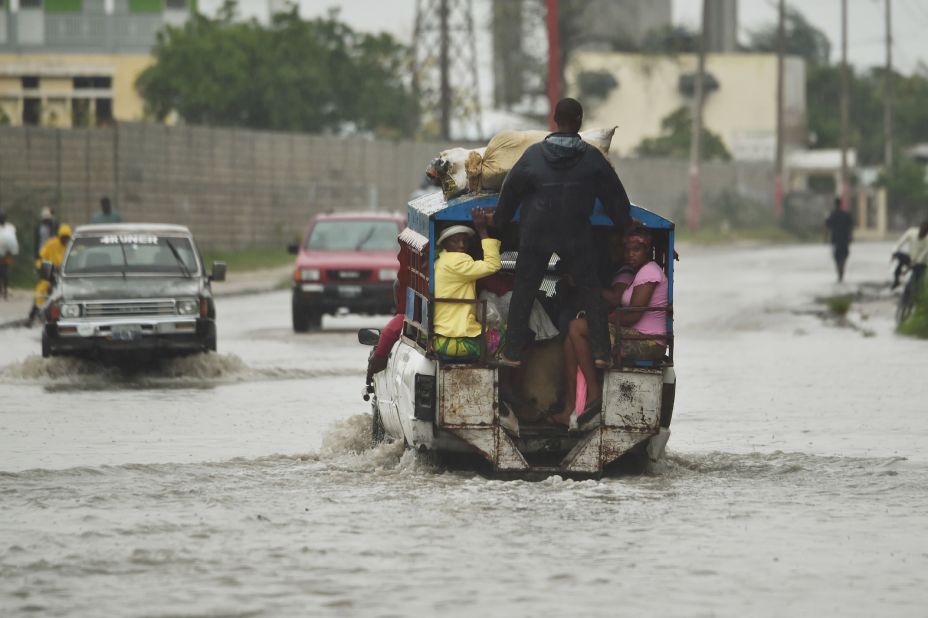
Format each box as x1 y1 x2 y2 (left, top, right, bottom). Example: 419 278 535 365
566 52 807 161
0 54 153 127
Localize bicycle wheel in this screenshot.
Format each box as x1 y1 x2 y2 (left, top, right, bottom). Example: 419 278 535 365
896 287 915 325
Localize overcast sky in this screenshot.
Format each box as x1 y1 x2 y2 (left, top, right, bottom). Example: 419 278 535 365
203 0 928 75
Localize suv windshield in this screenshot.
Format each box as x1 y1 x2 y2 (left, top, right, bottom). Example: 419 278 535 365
63 234 199 275
306 220 399 251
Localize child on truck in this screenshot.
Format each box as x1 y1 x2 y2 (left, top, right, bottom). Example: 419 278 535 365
432 207 502 360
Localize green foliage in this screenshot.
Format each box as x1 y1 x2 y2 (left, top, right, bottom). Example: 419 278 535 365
877 157 928 224
634 106 732 161
576 71 618 101
640 26 699 54
825 295 852 317
898 281 928 338
200 246 293 273
746 7 831 66
136 3 417 136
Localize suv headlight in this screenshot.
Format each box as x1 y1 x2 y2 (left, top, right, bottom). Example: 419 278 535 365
177 299 199 315
60 303 81 318
378 268 398 281
300 269 321 281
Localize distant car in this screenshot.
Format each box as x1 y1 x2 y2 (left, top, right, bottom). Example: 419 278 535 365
41 223 225 358
288 212 404 332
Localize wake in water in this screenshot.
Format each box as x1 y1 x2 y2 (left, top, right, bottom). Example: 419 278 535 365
0 353 360 390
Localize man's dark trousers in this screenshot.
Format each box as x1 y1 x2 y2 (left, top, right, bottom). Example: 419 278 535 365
506 239 608 362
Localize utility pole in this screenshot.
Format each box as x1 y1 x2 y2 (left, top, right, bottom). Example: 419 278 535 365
546 0 560 130
774 0 785 222
688 0 709 229
839 0 850 211
439 0 451 140
884 0 893 171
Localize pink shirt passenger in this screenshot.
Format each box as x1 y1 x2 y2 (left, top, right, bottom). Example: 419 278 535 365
620 261 668 336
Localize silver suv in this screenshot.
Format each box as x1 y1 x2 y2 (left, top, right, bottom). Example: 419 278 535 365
42 223 225 359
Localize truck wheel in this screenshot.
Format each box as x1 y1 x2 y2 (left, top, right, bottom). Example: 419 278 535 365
307 310 323 332
371 404 385 446
292 299 309 333
205 324 218 353
41 331 51 358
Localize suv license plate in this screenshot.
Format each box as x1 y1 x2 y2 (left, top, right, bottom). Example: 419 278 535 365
338 285 362 298
111 324 142 341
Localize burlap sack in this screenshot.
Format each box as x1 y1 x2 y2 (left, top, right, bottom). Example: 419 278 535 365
478 127 617 191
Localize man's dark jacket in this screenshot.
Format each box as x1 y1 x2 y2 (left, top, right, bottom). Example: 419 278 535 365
493 133 632 244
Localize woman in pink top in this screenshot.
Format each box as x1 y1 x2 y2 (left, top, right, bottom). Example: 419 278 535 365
549 227 667 428
612 228 668 362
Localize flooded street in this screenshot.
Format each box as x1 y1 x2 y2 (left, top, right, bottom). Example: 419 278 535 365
2 242 927 617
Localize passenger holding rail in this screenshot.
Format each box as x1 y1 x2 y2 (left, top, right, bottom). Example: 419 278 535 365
492 98 632 368
432 208 502 360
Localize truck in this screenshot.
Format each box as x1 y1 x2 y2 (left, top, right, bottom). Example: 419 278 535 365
359 191 676 476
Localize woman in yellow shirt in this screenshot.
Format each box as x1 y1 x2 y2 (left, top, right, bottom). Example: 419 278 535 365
432 208 502 359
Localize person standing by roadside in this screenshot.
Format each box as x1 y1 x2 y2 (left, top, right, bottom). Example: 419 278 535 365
33 207 58 261
0 210 20 300
90 196 122 224
824 197 854 283
492 97 633 369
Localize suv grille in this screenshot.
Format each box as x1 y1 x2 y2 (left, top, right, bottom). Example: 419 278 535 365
83 300 176 317
326 269 372 282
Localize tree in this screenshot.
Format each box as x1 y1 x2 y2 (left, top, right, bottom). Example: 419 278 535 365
136 4 417 136
746 7 830 67
878 157 928 224
635 106 731 161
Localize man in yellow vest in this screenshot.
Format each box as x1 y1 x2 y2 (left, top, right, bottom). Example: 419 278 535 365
28 223 72 326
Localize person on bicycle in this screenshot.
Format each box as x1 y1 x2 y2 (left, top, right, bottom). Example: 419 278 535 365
891 219 928 290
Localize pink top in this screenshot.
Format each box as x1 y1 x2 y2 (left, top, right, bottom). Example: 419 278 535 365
620 261 668 336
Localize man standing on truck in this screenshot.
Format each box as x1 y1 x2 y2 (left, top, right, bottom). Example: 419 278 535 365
492 98 633 369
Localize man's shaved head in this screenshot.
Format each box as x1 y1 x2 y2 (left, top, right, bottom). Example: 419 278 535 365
554 98 583 133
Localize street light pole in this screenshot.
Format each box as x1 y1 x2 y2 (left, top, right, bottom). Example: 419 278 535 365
546 0 560 131
839 0 850 211
688 0 709 229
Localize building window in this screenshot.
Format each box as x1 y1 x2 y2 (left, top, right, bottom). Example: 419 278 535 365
95 98 114 126
20 0 42 8
21 76 40 90
73 76 112 89
23 99 41 126
72 99 91 128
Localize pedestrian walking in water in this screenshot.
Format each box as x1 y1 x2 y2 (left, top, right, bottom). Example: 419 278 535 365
824 197 854 283
0 210 20 300
90 196 122 224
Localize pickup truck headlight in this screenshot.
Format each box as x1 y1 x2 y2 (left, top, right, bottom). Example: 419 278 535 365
300 269 321 281
378 268 398 282
60 303 81 318
177 299 199 315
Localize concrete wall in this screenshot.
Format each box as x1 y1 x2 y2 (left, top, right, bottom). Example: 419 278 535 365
0 123 776 250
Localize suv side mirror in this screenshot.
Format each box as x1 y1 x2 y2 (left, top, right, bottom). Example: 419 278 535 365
210 261 227 282
40 260 55 281
357 328 381 346
287 242 299 255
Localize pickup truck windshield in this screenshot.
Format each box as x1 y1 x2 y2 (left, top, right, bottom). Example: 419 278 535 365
306 220 399 251
63 234 199 275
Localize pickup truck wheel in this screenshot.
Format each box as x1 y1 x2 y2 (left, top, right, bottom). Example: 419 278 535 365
41 330 52 358
206 326 218 353
306 310 323 332
292 300 309 333
371 404 385 446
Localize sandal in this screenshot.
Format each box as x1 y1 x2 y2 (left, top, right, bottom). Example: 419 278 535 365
493 353 522 368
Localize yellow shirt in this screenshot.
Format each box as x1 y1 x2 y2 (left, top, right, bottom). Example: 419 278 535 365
433 238 501 338
36 237 68 269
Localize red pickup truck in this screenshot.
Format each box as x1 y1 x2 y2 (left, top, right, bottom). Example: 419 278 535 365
288 212 405 332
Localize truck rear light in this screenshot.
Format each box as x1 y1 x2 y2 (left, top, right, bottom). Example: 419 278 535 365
414 374 436 421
